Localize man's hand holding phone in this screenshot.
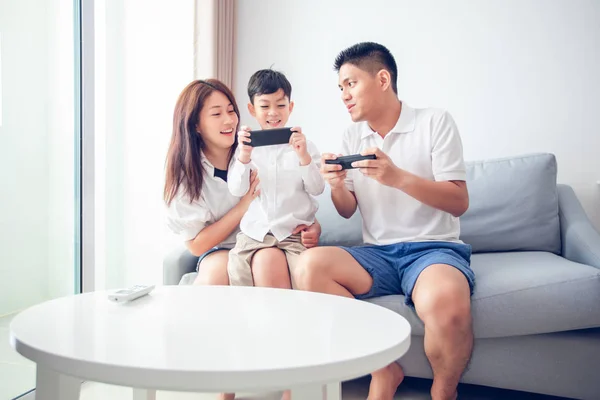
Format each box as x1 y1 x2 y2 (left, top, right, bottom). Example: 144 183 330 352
320 153 348 191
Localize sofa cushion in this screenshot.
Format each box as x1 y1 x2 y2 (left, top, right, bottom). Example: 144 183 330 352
367 252 600 339
460 153 561 254
315 185 363 247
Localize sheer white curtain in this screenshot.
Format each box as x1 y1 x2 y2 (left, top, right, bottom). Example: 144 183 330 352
94 0 236 290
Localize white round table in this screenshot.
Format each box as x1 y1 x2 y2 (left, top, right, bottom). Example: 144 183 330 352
10 286 411 400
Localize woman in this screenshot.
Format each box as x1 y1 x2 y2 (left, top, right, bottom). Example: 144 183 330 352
164 79 321 292
164 80 319 400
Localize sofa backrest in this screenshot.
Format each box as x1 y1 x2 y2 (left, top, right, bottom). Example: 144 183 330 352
316 153 561 254
460 153 561 254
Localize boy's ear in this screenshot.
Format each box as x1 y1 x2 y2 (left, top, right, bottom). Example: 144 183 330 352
289 101 295 113
248 102 256 117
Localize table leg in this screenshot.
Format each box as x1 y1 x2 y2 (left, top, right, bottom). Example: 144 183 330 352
35 365 81 400
290 382 341 400
133 388 157 400
324 382 341 399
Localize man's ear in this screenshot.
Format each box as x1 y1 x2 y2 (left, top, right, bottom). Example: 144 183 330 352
377 69 392 92
248 102 256 117
289 101 295 113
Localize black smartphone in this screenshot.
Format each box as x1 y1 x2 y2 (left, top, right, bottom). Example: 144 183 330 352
248 127 293 147
325 154 377 170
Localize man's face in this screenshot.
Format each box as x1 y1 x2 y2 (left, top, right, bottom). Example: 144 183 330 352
248 88 294 129
338 63 380 122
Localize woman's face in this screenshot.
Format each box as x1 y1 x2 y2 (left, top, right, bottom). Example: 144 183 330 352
196 91 238 151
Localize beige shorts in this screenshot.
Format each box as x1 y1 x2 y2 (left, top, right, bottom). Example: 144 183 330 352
227 231 306 288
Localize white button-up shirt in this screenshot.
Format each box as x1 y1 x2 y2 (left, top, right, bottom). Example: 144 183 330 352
166 152 240 248
228 141 325 242
343 103 467 246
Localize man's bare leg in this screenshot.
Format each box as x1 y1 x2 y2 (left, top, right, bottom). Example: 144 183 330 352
296 247 372 297
411 264 473 400
217 394 234 400
297 247 404 399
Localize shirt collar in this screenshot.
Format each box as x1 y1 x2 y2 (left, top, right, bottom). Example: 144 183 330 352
361 101 416 140
200 151 215 174
200 150 235 176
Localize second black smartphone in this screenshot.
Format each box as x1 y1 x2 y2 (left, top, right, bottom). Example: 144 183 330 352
248 127 293 147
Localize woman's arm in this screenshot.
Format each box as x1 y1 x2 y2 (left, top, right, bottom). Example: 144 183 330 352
187 171 260 256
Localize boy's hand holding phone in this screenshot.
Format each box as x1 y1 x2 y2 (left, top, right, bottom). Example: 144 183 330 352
290 127 311 166
237 126 253 164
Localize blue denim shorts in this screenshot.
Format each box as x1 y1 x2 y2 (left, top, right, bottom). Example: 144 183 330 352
196 247 227 271
341 241 475 306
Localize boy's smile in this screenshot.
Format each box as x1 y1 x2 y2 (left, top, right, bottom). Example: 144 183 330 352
248 88 294 129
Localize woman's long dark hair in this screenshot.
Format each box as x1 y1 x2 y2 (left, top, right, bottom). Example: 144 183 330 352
164 79 240 206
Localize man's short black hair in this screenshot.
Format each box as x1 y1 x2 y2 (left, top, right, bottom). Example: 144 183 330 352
247 69 292 103
334 42 398 94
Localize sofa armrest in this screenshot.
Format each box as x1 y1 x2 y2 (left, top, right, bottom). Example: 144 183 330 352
558 184 600 269
163 244 199 285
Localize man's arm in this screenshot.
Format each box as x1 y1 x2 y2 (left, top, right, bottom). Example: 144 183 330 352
395 174 468 217
331 185 358 219
353 148 468 217
354 110 469 217
321 153 358 219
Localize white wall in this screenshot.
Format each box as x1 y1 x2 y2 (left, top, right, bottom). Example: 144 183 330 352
234 0 600 229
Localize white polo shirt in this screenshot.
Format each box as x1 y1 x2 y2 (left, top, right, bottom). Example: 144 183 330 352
228 141 325 242
166 152 241 248
342 102 466 246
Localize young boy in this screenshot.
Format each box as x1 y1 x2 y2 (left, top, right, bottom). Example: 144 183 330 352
227 69 325 288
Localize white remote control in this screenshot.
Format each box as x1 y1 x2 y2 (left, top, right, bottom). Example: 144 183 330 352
108 284 155 303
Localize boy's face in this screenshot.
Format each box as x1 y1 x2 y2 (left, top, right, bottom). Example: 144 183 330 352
248 88 294 129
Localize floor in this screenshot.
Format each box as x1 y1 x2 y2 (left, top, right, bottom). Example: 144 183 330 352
2 314 571 400
0 313 36 400
73 379 572 400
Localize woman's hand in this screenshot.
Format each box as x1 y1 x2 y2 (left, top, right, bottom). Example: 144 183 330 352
240 170 260 209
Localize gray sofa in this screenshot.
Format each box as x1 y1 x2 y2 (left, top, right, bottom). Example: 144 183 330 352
163 153 600 400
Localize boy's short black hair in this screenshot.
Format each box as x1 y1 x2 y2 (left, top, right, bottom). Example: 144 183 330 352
334 42 398 94
247 69 292 103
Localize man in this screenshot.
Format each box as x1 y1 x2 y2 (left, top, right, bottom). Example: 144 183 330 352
296 42 475 400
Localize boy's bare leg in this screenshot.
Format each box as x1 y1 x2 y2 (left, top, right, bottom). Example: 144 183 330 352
412 264 473 400
252 248 292 288
296 247 403 399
